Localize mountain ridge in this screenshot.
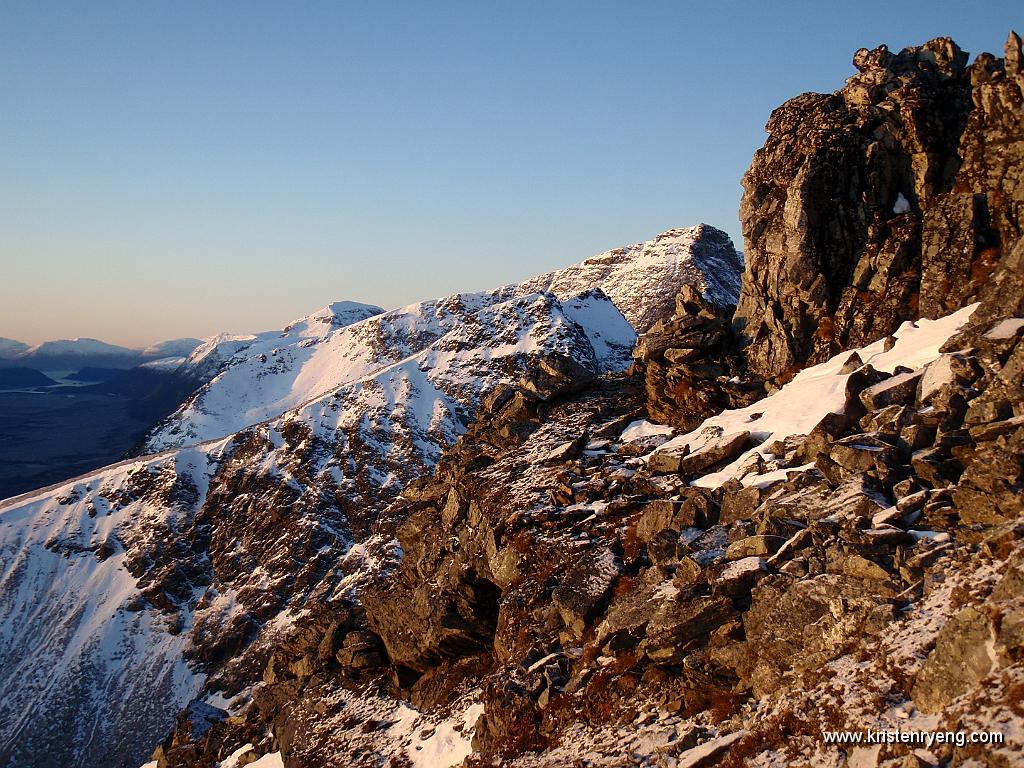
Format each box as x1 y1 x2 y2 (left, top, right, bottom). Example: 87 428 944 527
0 226 741 768
142 226 739 454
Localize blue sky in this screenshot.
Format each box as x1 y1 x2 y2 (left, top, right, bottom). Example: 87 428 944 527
2 1 1020 346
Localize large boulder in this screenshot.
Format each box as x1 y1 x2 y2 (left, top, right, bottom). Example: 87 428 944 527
912 607 996 712
636 284 762 430
740 574 894 696
552 546 621 638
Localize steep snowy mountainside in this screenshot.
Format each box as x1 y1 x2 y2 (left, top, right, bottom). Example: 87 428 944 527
131 301 386 443
0 288 633 768
521 224 743 333
181 333 276 380
0 441 233 768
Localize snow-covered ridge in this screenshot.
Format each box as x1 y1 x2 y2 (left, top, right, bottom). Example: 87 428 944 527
177 302 385 376
0 441 233 767
144 290 632 453
147 226 739 453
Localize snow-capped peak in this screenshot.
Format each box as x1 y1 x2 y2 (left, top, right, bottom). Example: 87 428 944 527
281 300 385 339
521 223 743 333
23 337 138 357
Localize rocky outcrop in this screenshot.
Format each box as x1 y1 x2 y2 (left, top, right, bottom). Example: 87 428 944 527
736 33 1024 380
634 285 762 430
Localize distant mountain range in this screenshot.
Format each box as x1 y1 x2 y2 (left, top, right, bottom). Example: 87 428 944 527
0 336 203 372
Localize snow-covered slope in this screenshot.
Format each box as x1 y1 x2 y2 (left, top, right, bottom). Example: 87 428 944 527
183 301 384 371
0 443 231 768
521 224 742 333
169 302 385 383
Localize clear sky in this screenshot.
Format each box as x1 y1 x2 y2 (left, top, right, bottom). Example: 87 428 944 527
2 1 1020 347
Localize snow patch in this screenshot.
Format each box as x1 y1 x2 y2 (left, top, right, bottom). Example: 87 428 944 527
985 317 1024 340
621 419 675 442
647 304 977 488
247 753 284 768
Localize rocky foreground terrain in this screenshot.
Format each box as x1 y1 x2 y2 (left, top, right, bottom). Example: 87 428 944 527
1 32 1023 768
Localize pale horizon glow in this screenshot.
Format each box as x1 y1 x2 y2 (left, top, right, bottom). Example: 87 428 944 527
2 1 1020 347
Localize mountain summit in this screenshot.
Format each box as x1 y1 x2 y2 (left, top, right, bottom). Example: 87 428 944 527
521 224 742 333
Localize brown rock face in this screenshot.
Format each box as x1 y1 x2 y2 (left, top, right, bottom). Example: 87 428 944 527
736 34 1024 379
635 285 762 430
912 606 996 713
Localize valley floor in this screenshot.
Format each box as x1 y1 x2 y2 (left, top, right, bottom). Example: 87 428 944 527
0 391 151 499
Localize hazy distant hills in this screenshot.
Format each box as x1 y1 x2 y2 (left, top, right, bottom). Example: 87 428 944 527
0 335 202 372
0 338 29 358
